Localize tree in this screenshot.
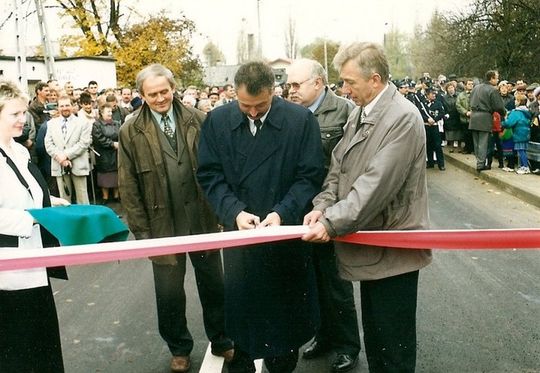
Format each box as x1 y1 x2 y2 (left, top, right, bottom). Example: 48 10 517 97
284 16 298 59
383 27 413 80
55 1 204 87
55 0 123 56
113 14 203 87
300 38 340 84
202 41 225 67
411 0 540 81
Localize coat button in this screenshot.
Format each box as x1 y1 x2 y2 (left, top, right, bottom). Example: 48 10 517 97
326 133 331 138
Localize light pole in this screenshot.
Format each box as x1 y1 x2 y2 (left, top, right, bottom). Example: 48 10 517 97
256 0 262 58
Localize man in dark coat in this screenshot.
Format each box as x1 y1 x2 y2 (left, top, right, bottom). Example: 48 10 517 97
118 64 233 373
469 70 506 171
197 61 325 373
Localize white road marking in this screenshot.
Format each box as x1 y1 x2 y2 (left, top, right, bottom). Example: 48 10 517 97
199 343 224 372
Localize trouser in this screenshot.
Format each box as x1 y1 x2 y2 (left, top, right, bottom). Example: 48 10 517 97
312 242 361 355
228 348 298 373
472 130 490 169
152 251 232 356
463 128 474 153
425 125 444 168
361 270 419 373
487 131 503 167
56 174 89 204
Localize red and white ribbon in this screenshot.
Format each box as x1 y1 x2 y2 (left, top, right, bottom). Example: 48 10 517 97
1 227 539 271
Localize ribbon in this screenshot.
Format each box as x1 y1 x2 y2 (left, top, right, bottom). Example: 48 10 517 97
1 227 539 272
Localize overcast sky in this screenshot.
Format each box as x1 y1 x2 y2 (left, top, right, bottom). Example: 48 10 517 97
1 0 473 64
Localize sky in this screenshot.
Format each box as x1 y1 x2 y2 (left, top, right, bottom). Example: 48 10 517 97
0 0 473 64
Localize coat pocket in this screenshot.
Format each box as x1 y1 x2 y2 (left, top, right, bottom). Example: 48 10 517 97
335 242 384 267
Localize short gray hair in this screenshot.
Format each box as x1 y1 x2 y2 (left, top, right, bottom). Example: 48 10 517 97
333 42 390 84
136 64 176 95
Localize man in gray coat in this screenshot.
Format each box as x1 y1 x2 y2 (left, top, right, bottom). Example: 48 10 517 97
287 58 361 373
469 70 506 171
303 42 432 372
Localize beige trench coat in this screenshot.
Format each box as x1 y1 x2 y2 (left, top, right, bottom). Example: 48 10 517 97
313 84 432 281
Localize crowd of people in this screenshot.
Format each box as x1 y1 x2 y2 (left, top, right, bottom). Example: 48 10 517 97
1 41 539 373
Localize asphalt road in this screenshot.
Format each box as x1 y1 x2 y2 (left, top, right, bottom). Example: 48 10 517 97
52 163 540 372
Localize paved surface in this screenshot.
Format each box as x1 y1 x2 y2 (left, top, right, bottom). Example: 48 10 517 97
443 146 540 208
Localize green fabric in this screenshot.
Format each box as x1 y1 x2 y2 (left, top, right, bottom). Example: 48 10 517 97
501 128 513 141
28 205 129 246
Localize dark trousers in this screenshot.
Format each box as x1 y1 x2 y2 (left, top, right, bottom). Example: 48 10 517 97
463 128 474 153
0 284 64 373
361 270 419 373
313 242 361 355
487 131 503 167
152 251 232 356
425 125 444 168
228 348 298 373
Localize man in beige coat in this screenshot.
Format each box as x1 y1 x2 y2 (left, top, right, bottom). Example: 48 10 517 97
303 42 432 372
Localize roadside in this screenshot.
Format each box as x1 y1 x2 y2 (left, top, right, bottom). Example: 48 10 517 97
442 147 540 209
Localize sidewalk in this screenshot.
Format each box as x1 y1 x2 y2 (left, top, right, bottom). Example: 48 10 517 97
442 147 540 209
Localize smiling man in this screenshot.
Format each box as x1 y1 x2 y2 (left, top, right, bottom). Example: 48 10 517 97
302 42 432 373
117 64 234 373
197 61 325 373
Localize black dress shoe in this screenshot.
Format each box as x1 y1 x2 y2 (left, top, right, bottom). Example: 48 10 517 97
302 340 330 359
438 166 446 171
332 354 358 373
426 164 435 169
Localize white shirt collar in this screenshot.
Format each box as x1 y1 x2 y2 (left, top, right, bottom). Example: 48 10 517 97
363 83 390 117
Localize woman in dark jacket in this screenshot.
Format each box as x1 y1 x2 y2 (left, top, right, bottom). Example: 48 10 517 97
92 104 121 203
442 83 463 152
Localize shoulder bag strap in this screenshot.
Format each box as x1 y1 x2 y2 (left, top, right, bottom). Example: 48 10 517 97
0 147 33 200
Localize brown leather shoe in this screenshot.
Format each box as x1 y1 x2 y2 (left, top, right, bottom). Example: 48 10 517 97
170 356 190 372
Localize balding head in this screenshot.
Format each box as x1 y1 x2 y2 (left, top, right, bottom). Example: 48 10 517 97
286 58 327 107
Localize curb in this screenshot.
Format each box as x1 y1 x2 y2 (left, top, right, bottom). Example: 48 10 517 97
443 149 540 209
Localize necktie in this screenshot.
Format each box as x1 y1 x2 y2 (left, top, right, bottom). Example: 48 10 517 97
254 119 262 136
161 115 177 151
62 118 68 138
355 109 366 133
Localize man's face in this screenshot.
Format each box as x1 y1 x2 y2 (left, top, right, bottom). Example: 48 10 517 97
398 86 408 95
209 94 219 106
287 66 321 107
88 84 98 95
225 86 236 99
140 75 174 114
58 98 73 118
38 86 50 102
121 88 132 103
490 73 499 86
236 85 272 120
340 59 378 107
465 81 474 92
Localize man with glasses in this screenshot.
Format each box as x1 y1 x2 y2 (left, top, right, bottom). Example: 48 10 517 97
287 58 360 373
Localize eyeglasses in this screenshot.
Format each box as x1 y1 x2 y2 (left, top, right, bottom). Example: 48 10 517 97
288 78 314 90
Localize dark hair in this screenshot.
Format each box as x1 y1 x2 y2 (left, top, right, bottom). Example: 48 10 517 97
485 70 498 81
35 81 48 94
79 91 93 105
105 94 117 103
88 80 98 87
234 61 274 96
223 84 233 90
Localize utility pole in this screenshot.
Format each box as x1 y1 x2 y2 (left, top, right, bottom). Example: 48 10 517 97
13 0 28 92
34 0 56 80
256 0 262 58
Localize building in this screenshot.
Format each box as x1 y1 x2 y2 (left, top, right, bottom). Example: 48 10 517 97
0 55 117 94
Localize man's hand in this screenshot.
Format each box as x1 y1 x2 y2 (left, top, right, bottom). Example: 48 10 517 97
55 152 68 163
236 211 260 230
259 212 281 227
302 221 330 243
303 210 323 227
